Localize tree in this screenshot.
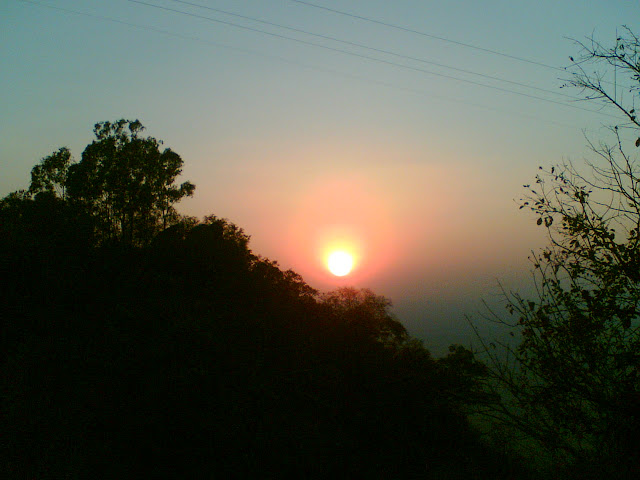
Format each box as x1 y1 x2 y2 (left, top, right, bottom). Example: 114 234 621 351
476 28 640 477
566 26 640 145
320 287 407 346
28 147 73 199
67 119 195 245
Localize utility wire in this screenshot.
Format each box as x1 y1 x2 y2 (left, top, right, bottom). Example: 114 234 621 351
17 0 626 130
127 0 620 119
292 1 626 91
290 0 566 72
17 0 242 51
168 0 577 101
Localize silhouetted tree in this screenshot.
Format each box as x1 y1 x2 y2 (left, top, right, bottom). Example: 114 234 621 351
250 257 318 307
437 344 493 408
321 287 408 346
28 147 72 199
67 119 195 245
476 27 640 478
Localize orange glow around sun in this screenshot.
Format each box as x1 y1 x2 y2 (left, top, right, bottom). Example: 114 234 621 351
286 173 400 287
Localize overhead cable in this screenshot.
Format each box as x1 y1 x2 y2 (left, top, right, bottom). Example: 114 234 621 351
290 0 566 72
168 0 578 101
127 0 620 118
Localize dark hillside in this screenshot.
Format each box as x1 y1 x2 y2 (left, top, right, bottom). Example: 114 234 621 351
2 120 533 478
1 202 531 478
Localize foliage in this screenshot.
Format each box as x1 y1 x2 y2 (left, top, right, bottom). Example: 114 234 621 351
2 120 530 478
28 147 73 199
0 189 93 259
476 27 640 478
437 344 493 407
2 210 518 478
66 119 195 245
320 287 408 346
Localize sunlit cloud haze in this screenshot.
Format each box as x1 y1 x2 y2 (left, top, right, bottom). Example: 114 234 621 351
2 0 638 353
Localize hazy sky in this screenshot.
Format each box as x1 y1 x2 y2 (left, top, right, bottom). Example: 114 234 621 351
3 0 638 353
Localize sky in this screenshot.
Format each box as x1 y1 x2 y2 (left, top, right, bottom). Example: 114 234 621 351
2 0 639 354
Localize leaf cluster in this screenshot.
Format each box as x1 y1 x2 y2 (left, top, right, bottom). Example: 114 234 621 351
477 28 640 478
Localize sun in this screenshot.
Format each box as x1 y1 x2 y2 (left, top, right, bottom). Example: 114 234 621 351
327 251 354 277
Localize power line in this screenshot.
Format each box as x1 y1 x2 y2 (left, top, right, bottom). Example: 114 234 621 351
17 0 244 50
292 1 632 93
167 0 578 101
17 0 626 130
290 0 566 72
127 0 620 119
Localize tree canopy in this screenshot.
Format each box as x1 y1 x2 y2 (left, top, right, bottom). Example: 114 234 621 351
29 147 72 199
65 119 195 245
476 27 640 479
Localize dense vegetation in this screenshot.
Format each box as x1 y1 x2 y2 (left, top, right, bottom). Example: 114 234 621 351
2 121 527 478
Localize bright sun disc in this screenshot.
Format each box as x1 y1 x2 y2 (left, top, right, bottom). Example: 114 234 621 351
327 251 353 277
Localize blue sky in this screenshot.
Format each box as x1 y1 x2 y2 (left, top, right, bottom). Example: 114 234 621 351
2 0 638 353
